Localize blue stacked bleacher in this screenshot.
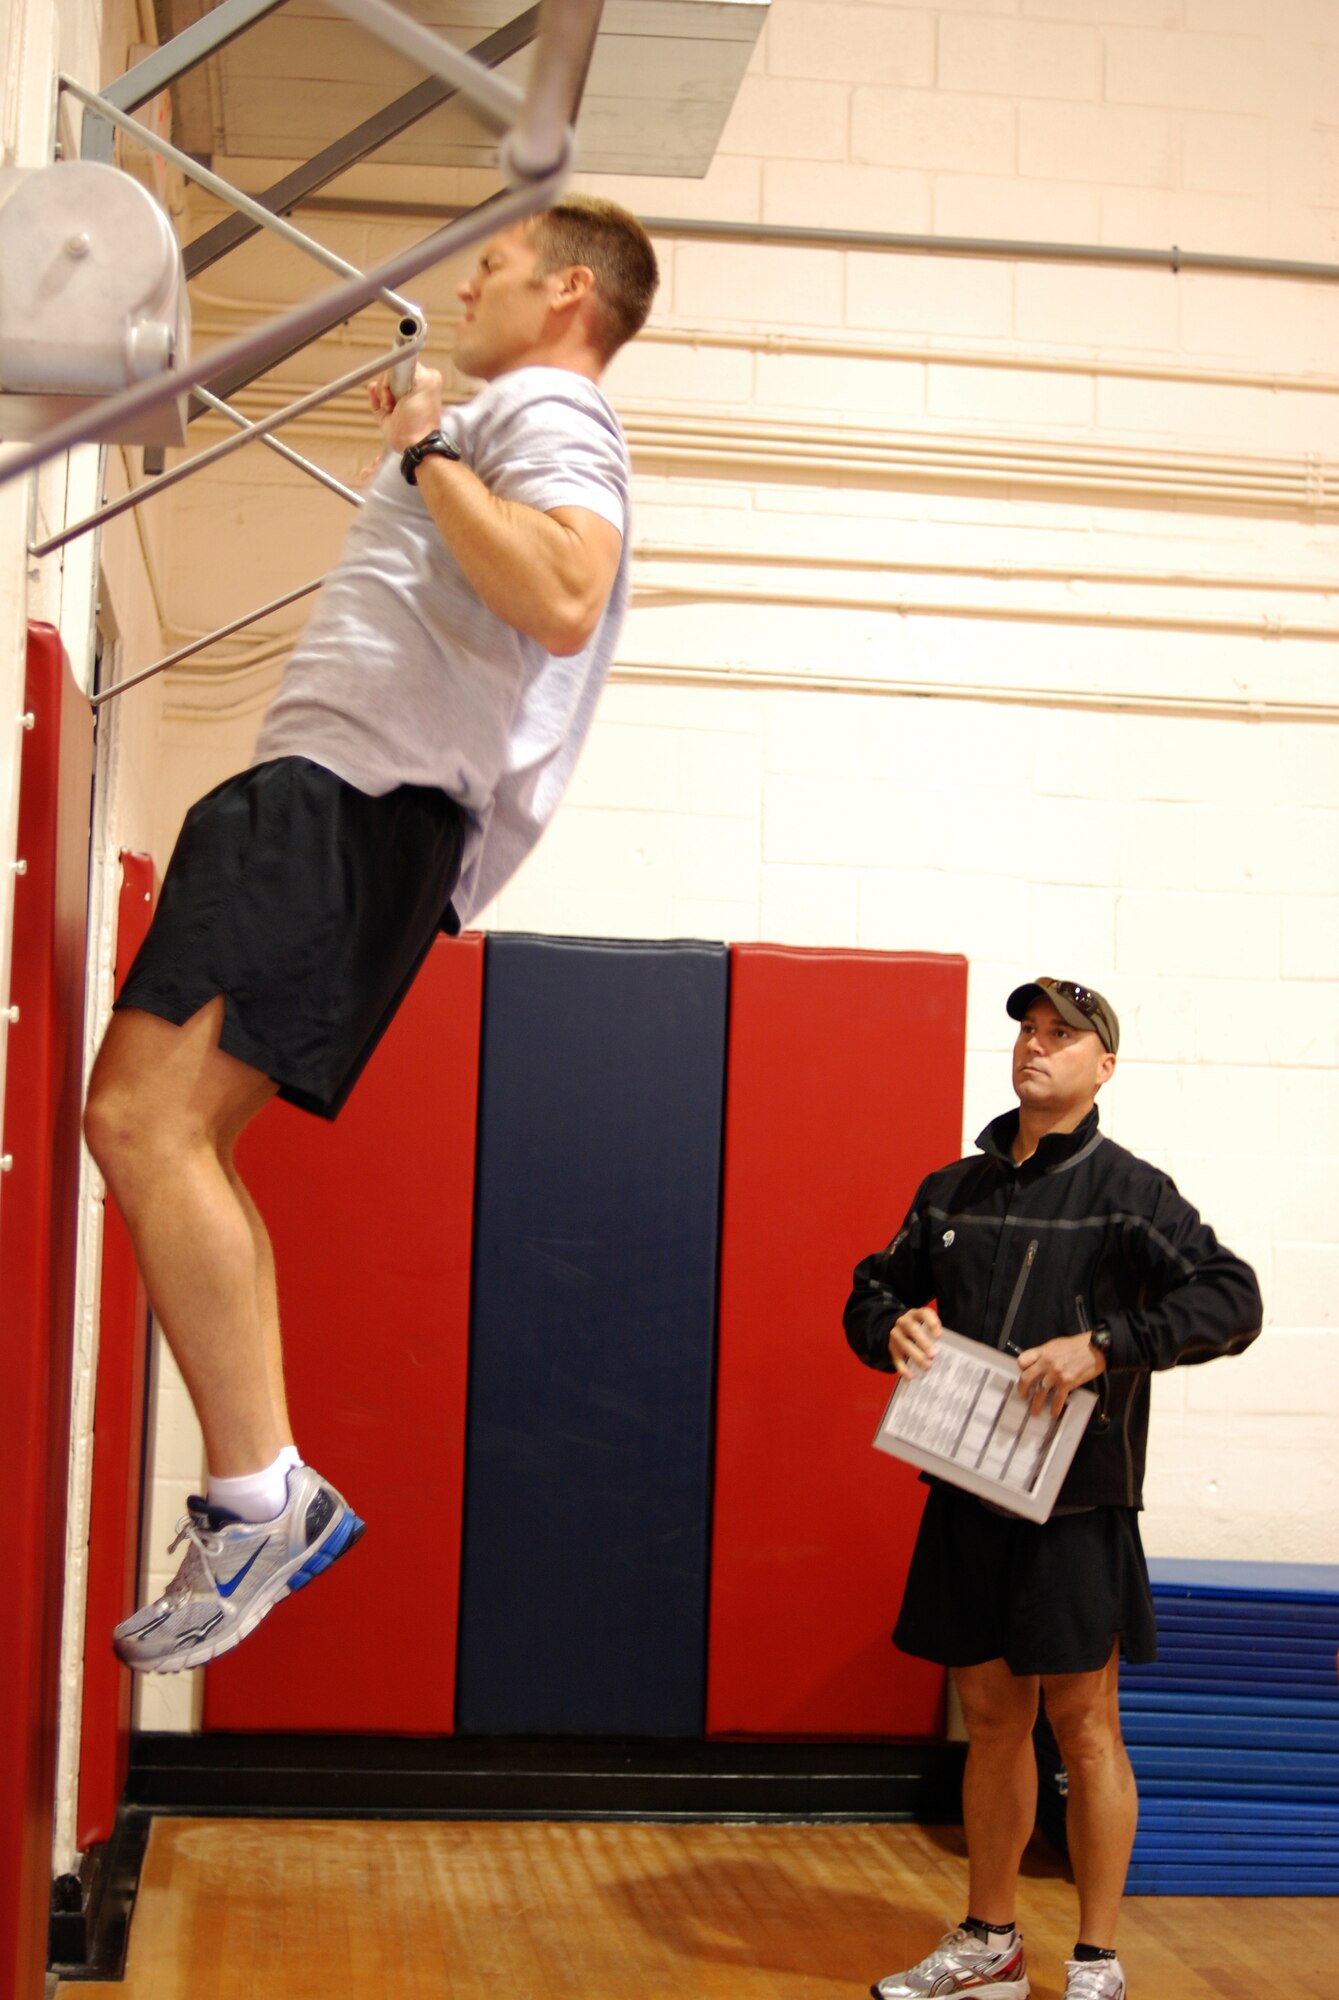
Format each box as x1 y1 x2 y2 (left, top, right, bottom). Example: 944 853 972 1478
1120 1558 1339 1896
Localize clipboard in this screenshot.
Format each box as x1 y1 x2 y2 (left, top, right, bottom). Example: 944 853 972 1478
872 1327 1097 1524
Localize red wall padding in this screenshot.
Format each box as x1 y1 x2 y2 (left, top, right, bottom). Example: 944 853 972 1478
203 931 483 1732
0 625 93 1999
707 946 967 1738
77 854 155 1850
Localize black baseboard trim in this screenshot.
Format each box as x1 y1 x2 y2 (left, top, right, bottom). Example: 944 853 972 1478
129 1732 966 1824
48 1806 152 1982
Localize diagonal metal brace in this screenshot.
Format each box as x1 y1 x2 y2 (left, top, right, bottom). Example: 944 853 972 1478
81 0 291 163
28 331 415 557
5 0 596 486
182 8 542 284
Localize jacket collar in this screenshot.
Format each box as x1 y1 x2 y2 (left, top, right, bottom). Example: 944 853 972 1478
978 1102 1103 1175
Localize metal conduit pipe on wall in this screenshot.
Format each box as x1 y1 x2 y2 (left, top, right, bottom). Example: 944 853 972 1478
302 202 1339 289
636 217 1339 287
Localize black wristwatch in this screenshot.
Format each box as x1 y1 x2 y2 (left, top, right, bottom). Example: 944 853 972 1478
1089 1322 1112 1358
401 428 461 485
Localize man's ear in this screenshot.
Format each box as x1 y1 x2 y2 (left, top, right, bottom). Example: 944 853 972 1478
551 263 596 311
1096 1050 1117 1090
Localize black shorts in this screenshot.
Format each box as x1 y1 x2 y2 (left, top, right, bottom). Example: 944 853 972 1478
115 757 465 1120
893 1481 1158 1676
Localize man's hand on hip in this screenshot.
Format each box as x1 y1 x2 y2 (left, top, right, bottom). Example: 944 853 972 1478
1016 1332 1106 1417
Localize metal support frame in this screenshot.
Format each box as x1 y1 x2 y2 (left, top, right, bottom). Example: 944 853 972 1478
3 0 597 489
29 339 398 559
90 575 329 709
63 74 422 322
180 9 541 285
194 389 364 507
20 78 425 562
80 0 292 163
10 0 606 702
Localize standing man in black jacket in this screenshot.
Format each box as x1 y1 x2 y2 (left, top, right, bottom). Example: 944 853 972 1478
844 976 1261 2000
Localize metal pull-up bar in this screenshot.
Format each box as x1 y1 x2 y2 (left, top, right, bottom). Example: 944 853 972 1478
0 0 601 491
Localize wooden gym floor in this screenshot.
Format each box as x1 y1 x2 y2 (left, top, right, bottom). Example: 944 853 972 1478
58 1816 1327 2000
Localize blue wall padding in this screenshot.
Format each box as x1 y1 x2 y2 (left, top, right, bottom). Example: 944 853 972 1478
1146 1558 1339 1597
1117 1560 1339 1895
455 935 728 1735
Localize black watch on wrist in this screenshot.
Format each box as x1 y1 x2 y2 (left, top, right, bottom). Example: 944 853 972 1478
1089 1322 1112 1358
400 428 461 485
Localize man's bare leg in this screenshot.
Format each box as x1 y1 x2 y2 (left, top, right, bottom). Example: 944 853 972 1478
953 1658 1041 1925
84 997 288 1476
1043 1648 1137 1950
225 1159 290 1458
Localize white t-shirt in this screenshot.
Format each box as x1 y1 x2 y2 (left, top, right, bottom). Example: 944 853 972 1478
252 365 630 923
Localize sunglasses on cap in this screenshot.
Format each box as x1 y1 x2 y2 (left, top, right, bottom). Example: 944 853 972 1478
1037 978 1103 1019
1027 977 1119 1053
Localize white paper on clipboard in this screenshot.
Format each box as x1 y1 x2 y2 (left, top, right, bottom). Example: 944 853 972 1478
872 1327 1097 1524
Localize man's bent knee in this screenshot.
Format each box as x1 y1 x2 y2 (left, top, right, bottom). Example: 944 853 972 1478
85 1002 273 1188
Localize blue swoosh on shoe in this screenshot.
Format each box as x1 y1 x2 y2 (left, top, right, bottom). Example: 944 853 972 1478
217 1539 270 1598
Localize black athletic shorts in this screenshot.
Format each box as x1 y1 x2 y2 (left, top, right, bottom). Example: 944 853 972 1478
115 756 466 1120
893 1481 1158 1676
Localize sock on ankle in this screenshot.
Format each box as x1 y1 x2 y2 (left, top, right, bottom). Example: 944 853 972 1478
963 1917 1018 1946
1073 1944 1118 1963
207 1444 302 1524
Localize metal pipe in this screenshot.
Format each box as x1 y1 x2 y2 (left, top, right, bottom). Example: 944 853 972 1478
302 201 1339 290
0 164 568 487
91 576 326 706
501 0 603 180
29 334 412 555
632 217 1339 288
181 8 541 282
195 389 364 507
388 314 425 398
59 77 420 320
322 0 523 135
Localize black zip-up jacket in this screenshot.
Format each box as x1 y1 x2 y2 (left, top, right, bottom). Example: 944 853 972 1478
843 1105 1262 1510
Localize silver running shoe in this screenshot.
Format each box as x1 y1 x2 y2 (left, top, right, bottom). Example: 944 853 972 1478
1062 1959 1126 2000
871 1927 1030 1999
113 1465 365 1673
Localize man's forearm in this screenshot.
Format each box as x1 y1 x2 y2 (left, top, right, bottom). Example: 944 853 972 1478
375 360 620 654
413 452 619 655
844 1246 915 1372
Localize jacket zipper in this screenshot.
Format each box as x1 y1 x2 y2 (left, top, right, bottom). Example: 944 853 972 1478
997 1238 1038 1350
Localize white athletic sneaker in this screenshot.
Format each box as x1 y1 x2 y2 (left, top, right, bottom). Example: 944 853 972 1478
112 1464 365 1673
1062 1958 1126 2000
871 1926 1030 1998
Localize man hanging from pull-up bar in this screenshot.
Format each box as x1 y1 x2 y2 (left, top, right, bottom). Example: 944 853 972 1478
84 196 658 1674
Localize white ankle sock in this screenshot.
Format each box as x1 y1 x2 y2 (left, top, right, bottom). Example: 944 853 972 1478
207 1444 303 1523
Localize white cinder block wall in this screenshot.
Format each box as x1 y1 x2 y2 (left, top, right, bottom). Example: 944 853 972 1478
130 0 1338 1722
